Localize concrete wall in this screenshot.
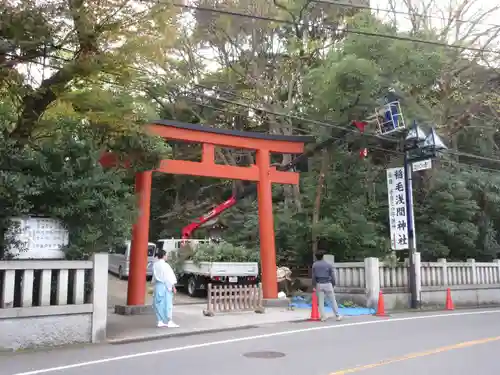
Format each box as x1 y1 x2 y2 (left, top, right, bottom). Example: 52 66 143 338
379 286 500 310
376 256 500 309
0 254 108 351
302 255 500 310
0 308 92 351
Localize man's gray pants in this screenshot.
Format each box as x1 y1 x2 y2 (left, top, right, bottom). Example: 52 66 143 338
316 282 340 320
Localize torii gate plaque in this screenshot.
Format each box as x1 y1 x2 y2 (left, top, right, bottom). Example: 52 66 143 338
101 120 313 308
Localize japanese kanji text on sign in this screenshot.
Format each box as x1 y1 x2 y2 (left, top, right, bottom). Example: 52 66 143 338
386 167 409 250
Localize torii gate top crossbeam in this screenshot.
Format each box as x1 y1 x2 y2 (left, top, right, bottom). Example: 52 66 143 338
148 120 314 153
145 120 314 184
100 120 314 184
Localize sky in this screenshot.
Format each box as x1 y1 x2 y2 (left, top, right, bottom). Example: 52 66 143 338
371 0 499 38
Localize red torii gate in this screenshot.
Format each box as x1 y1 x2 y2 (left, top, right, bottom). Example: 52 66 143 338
101 120 313 306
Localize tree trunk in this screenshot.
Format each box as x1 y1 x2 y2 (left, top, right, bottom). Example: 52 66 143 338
311 149 329 258
282 153 303 212
11 0 101 143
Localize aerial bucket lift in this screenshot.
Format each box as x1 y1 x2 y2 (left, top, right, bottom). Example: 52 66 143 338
366 90 407 136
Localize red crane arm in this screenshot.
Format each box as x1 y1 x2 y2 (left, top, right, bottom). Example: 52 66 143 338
181 196 237 239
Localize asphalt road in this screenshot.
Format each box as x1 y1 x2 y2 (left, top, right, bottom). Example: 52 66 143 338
3 309 500 375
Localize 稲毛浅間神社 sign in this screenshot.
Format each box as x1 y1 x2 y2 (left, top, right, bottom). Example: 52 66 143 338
386 167 409 250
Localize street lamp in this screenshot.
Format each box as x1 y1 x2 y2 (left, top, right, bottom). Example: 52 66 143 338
422 128 448 155
403 121 447 309
405 124 447 160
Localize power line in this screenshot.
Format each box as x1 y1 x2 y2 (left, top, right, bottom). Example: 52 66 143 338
280 125 500 176
447 149 500 163
171 2 500 54
185 82 400 143
441 160 500 175
179 94 402 156
176 92 500 174
274 123 500 176
3 0 500 55
4 1 500 69
181 83 500 165
310 0 500 29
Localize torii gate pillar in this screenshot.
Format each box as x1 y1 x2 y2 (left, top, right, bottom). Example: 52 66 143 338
127 171 152 306
256 149 278 298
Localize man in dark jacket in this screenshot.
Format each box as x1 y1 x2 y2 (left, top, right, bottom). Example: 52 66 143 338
312 251 342 321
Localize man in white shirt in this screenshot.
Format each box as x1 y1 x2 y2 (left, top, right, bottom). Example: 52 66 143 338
152 250 179 328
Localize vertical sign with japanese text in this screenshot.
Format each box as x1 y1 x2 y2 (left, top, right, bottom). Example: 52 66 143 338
387 167 409 250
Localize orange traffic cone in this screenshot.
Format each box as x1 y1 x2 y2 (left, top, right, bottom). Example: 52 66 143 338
309 289 321 321
445 288 454 310
375 290 388 317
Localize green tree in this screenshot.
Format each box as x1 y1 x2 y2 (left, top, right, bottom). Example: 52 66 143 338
0 119 140 260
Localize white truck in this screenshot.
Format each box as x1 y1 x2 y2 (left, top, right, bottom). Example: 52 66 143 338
155 238 259 297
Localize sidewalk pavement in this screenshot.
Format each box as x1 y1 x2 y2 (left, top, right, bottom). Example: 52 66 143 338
106 304 310 344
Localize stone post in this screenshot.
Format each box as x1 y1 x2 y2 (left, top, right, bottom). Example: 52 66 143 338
495 259 500 284
438 258 448 286
324 254 335 266
467 259 477 285
413 252 421 305
364 257 380 308
91 253 109 343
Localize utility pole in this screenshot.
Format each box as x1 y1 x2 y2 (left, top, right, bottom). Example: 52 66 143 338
403 151 418 308
403 121 447 309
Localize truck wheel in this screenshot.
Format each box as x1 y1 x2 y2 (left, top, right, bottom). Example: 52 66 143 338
187 276 198 297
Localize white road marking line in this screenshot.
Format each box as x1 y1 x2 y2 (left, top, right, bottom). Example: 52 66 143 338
11 309 500 375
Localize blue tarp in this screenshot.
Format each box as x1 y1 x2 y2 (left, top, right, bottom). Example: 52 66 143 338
290 296 375 316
